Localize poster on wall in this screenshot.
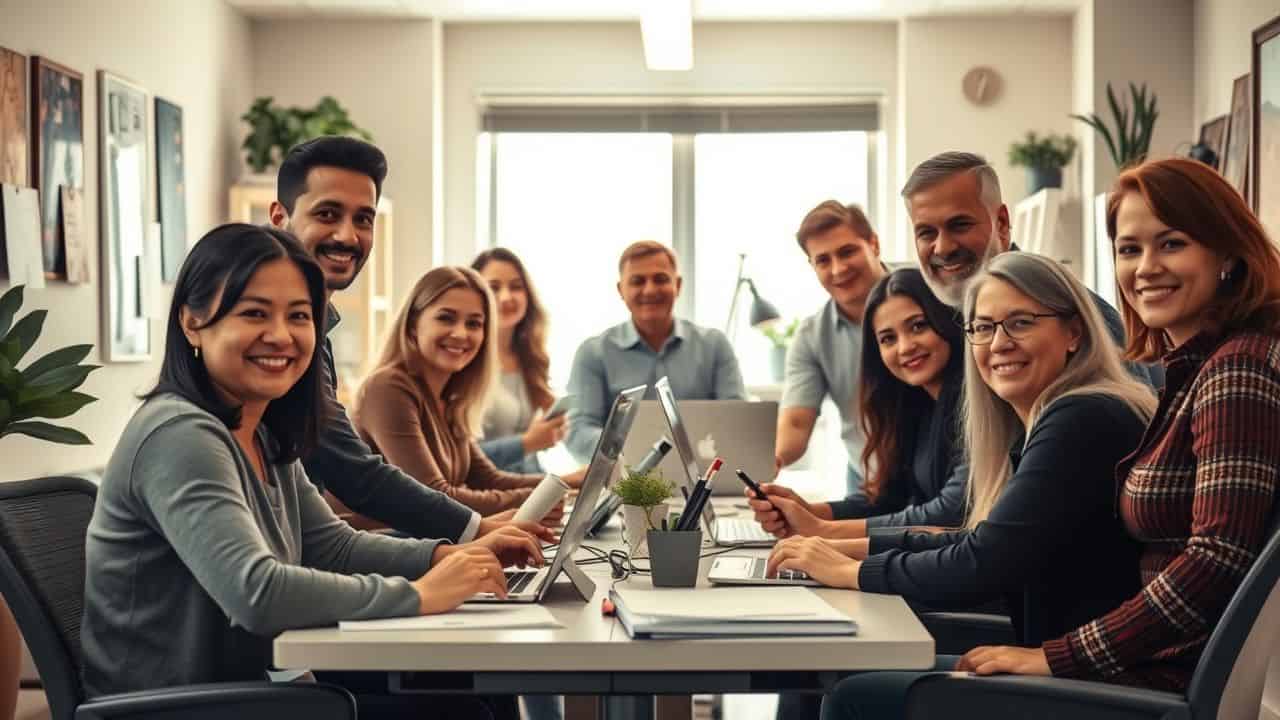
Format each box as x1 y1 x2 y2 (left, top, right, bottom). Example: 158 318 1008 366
1198 115 1228 171
31 56 84 280
0 47 26 189
1222 73 1252 201
98 70 151 363
154 97 187 283
1253 15 1280 238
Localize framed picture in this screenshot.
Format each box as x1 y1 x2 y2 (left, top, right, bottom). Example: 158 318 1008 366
154 97 187 283
0 46 26 188
1198 115 1228 171
30 56 84 280
1222 73 1252 201
98 70 151 362
1253 14 1280 238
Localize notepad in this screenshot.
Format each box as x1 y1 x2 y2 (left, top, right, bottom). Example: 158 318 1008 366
339 604 564 632
610 584 857 638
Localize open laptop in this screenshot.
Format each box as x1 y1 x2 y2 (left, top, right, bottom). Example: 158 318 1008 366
469 384 646 604
706 555 818 586
624 400 777 496
653 377 777 548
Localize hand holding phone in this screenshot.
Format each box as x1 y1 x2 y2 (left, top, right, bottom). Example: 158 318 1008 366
736 469 771 505
545 393 577 420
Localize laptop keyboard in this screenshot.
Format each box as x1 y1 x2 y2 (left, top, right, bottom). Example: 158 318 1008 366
504 570 539 594
751 557 810 582
717 518 775 544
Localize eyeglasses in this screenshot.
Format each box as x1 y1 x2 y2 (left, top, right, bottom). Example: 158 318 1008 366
964 312 1068 345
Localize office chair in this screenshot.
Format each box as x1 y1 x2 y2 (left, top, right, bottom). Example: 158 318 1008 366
904 511 1280 720
0 476 356 720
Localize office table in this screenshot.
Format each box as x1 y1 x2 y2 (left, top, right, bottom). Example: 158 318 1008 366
273 501 936 716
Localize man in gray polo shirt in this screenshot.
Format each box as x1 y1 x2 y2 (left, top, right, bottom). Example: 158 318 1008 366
776 201 887 497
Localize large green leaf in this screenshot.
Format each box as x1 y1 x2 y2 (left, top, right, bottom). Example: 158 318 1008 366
15 364 99 405
0 285 21 340
0 421 90 445
0 349 14 388
13 391 96 421
1 310 47 366
21 344 94 383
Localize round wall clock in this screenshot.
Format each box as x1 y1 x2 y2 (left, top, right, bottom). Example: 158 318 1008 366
962 66 1002 106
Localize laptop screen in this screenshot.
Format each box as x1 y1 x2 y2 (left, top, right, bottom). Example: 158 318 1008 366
542 384 646 589
653 377 718 531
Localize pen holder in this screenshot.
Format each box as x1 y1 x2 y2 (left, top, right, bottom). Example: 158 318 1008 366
646 529 702 587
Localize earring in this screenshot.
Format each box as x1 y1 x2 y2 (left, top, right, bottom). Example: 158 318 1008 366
193 346 200 358
1220 267 1231 281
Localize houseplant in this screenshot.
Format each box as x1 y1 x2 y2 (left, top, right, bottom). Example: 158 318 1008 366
1008 131 1077 195
240 96 375 175
761 318 800 383
1071 82 1159 171
613 463 675 556
0 283 100 719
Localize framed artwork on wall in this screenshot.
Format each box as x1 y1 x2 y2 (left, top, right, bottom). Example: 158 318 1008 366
1253 14 1280 238
31 56 84 280
98 70 151 362
1198 115 1228 171
154 97 187 283
0 46 26 188
1222 73 1252 201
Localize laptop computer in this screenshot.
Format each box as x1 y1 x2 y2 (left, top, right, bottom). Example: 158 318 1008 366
624 400 777 496
469 383 646 603
706 555 819 586
653 377 778 548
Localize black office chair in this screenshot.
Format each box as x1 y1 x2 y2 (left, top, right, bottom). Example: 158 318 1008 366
0 476 356 720
904 513 1280 720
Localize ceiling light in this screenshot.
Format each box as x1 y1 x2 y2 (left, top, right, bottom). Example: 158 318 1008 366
641 0 693 71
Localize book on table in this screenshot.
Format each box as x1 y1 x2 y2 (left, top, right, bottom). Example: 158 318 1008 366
609 584 857 639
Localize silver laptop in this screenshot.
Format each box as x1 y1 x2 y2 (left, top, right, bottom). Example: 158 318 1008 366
624 400 777 496
706 555 819 586
469 384 646 603
653 377 777 548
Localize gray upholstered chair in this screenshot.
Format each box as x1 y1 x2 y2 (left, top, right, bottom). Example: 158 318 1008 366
0 476 356 720
904 513 1280 720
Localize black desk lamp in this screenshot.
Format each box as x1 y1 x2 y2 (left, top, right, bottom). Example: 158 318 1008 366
725 254 781 339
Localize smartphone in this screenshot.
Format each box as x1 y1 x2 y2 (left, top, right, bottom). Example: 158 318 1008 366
545 394 576 420
736 469 770 504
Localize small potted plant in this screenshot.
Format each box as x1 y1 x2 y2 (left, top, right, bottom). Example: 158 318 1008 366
761 318 800 383
613 463 675 557
240 96 375 178
1008 131 1078 196
1071 81 1159 172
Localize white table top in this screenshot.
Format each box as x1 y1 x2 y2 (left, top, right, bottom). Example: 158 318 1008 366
273 501 935 675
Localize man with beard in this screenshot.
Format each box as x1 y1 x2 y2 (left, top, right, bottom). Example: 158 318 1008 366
268 136 553 548
565 240 746 463
904 151 1157 386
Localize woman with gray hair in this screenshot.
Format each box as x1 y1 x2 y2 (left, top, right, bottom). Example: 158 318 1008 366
766 253 1157 720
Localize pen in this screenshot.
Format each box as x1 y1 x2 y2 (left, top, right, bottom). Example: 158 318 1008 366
678 479 705 531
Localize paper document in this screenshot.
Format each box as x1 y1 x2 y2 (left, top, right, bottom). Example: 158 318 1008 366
2 184 44 288
339 604 564 632
612 584 848 621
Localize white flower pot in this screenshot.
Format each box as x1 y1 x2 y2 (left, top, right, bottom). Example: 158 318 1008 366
621 503 669 557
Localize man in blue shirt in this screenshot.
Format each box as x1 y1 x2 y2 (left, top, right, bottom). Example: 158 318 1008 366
565 241 746 463
775 201 888 495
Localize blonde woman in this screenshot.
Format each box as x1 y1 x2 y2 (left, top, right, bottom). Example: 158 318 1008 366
351 267 570 521
768 254 1159 720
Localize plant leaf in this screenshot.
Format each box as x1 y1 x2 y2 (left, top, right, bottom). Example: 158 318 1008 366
0 397 10 427
20 344 94 383
1071 113 1119 168
0 285 22 340
0 349 14 388
13 391 96 421
0 421 91 445
0 310 46 366
16 364 100 404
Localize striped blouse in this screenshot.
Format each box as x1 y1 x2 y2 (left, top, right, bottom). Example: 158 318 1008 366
1042 330 1280 691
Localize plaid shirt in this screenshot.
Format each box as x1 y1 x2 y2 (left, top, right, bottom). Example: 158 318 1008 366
1043 330 1280 691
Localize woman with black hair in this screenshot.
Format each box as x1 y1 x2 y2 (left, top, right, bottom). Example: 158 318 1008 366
748 268 969 539
80 224 538 717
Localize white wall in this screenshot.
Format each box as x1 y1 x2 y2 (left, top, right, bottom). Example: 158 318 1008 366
0 0 253 481
442 21 900 261
899 15 1077 204
1194 0 1277 125
251 19 437 306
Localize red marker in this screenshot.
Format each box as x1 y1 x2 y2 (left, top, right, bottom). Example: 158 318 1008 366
702 457 724 485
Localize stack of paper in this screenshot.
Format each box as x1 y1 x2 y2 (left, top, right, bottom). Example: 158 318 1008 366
339 604 563 632
610 584 857 639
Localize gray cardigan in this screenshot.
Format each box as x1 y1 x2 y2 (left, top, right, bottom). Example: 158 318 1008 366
80 394 443 696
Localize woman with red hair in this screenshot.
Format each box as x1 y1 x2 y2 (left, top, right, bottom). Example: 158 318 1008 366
952 157 1280 692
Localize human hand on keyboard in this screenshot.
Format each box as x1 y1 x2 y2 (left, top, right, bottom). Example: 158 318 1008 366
470 525 545 568
415 546 507 613
766 536 861 590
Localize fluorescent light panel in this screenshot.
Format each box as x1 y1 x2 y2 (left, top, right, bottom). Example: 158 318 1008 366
641 0 693 71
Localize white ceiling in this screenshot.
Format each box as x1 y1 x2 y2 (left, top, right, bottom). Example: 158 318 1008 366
224 0 1082 21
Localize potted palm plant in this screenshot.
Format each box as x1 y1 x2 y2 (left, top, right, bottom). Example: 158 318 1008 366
1071 82 1159 171
240 96 375 177
1008 132 1077 195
